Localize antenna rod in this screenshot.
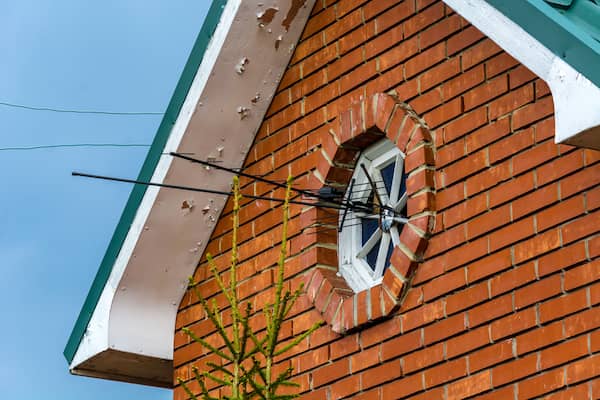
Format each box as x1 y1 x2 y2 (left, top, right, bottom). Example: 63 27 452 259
169 152 372 213
359 163 396 214
71 171 358 213
338 179 354 232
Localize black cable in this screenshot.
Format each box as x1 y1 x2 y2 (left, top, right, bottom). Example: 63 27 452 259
72 171 359 213
170 152 374 214
0 143 151 151
0 101 163 116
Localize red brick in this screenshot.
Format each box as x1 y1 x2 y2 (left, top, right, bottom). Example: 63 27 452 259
485 52 519 78
514 274 562 310
544 383 590 400
436 181 465 210
447 25 485 55
516 321 563 355
466 248 512 283
426 224 465 256
441 149 487 186
564 307 600 338
561 162 600 198
312 359 350 387
512 139 559 175
401 300 444 332
470 339 514 373
518 367 565 399
474 385 515 400
536 149 584 187
404 2 444 38
565 259 600 291
361 361 402 389
463 75 508 111
489 127 534 164
423 312 466 345
512 96 554 129
465 160 512 197
420 14 462 50
443 64 486 101
361 317 402 348
405 42 446 78
539 241 587 278
466 204 511 240
429 235 489 275
377 36 419 71
443 106 488 144
322 374 356 398
446 325 489 358
538 195 586 232
489 172 535 208
466 116 511 153
443 194 487 228
380 329 421 360
446 282 489 314
424 357 468 388
446 371 492 399
509 64 536 88
469 293 513 328
350 345 380 373
490 262 536 297
461 39 502 70
489 216 535 252
402 343 444 374
381 372 424 399
491 307 537 341
512 183 559 219
492 353 537 386
323 8 362 43
561 211 600 245
566 354 600 385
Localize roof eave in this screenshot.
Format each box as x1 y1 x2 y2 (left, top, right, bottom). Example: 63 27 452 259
444 0 600 150
65 0 318 387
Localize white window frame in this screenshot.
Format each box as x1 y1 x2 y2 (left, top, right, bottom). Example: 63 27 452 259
338 139 407 292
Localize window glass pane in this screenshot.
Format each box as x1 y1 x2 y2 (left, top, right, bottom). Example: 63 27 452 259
384 238 394 272
366 239 381 271
381 162 395 193
361 218 378 246
399 171 407 196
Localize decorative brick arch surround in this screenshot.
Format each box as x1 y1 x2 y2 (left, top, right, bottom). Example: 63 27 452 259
304 93 436 334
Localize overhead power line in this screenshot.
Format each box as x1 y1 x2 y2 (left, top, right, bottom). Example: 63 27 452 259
0 143 151 151
0 101 164 116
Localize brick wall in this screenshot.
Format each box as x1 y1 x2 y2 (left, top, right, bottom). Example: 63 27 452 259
173 1 600 398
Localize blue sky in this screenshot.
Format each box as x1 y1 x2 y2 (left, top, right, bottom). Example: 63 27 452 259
0 1 209 398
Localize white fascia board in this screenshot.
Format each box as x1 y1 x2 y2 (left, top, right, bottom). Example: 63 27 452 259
443 0 600 149
70 0 241 379
70 0 317 387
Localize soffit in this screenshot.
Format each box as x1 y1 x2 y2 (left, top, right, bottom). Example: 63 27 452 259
66 0 316 387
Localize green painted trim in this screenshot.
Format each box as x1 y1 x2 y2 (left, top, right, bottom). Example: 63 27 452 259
486 0 600 87
64 0 228 364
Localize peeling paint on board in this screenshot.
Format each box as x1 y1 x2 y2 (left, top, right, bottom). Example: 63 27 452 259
235 57 249 74
236 106 250 119
257 7 279 26
282 0 307 31
181 199 195 211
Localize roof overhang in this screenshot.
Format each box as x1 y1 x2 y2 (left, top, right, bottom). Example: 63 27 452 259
65 0 316 387
445 0 600 150
66 0 600 389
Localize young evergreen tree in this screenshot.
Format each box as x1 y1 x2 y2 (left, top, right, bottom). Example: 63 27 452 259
178 176 323 399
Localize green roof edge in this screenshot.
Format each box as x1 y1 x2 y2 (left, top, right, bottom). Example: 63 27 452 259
486 0 600 88
64 0 228 364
